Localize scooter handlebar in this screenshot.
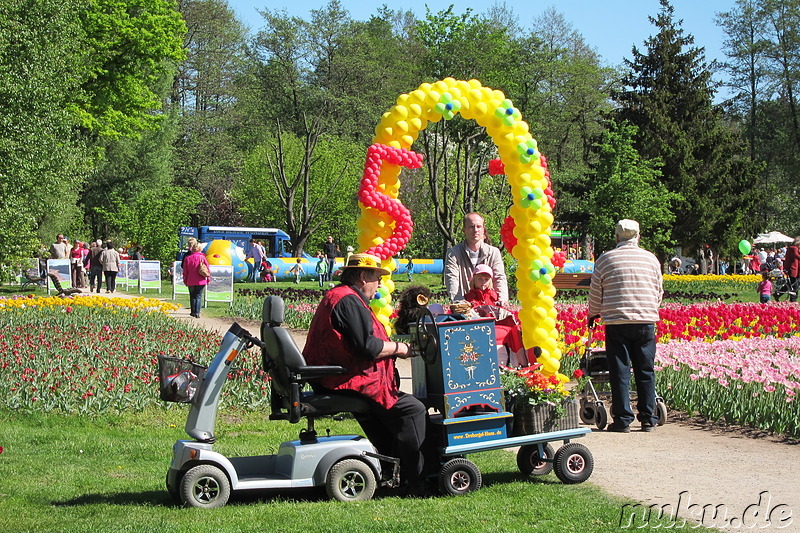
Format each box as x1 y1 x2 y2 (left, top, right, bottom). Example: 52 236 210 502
227 322 265 350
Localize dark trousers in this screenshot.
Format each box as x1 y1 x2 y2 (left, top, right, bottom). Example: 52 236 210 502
326 258 335 281
89 267 103 292
605 323 658 427
790 276 798 302
103 271 117 292
188 285 204 317
354 392 428 485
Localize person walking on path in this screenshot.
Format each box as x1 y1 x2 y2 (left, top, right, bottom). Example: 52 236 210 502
99 241 121 293
87 240 104 293
246 239 265 282
323 236 338 282
445 213 508 304
49 234 69 259
181 241 211 318
757 271 772 304
588 219 663 433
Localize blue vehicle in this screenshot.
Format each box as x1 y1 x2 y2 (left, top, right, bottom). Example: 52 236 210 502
177 226 304 261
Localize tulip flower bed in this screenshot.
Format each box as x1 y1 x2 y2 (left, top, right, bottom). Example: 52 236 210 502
0 295 269 415
655 337 800 436
557 301 800 437
230 287 327 326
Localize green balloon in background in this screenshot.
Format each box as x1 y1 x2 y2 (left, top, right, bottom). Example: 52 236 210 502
738 240 751 255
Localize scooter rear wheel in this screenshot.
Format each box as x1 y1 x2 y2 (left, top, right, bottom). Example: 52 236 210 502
326 459 377 502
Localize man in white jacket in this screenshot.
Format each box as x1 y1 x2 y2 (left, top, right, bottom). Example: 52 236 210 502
445 213 508 304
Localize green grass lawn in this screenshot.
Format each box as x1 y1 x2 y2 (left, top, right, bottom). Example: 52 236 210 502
0 408 690 533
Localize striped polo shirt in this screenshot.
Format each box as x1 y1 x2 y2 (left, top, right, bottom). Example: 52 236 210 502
588 240 663 324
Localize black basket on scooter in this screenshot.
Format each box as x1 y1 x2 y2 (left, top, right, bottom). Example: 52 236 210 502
158 355 207 403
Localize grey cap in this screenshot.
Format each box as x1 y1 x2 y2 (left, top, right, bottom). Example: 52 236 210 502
616 219 640 241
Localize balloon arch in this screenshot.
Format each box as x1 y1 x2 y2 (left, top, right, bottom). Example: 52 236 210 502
355 78 563 377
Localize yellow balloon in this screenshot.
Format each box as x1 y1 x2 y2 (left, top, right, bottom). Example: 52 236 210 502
541 357 559 374
532 327 549 344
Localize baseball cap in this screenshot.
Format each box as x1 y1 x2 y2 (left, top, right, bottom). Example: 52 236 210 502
616 219 640 241
472 264 494 278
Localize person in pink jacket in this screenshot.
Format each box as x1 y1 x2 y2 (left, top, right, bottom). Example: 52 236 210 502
181 242 211 318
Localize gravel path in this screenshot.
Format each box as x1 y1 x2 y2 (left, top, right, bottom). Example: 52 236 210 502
171 304 800 531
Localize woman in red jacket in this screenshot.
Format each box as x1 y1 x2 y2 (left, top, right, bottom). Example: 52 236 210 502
181 242 211 318
783 237 800 302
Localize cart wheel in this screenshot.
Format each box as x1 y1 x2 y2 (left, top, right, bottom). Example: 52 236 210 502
516 443 555 476
180 464 231 508
594 401 608 430
326 459 377 502
553 443 594 484
657 400 668 426
579 398 596 424
439 458 482 496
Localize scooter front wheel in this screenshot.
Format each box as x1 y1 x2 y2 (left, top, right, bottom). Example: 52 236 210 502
180 464 231 508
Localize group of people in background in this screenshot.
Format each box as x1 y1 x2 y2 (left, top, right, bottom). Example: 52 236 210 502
757 237 800 303
47 234 137 293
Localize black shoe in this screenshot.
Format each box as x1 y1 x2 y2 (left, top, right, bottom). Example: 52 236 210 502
607 422 630 433
641 423 656 432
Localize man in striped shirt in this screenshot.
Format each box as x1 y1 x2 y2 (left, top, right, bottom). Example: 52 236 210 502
588 219 663 433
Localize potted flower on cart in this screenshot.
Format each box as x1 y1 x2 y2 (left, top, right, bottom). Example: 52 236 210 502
501 364 585 436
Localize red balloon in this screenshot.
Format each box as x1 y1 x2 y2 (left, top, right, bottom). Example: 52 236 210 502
500 216 517 253
552 250 566 268
488 158 505 175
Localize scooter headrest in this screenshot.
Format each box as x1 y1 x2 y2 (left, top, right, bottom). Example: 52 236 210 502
262 295 285 326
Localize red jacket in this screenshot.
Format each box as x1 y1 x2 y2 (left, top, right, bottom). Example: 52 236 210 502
181 251 210 286
785 245 800 278
463 287 499 306
302 285 398 408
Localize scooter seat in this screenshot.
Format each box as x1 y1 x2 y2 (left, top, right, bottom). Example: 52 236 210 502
300 391 372 416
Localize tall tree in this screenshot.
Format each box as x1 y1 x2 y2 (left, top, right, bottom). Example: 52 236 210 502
412 6 518 251
717 0 770 160
614 0 757 256
172 0 250 225
231 118 363 256
0 0 91 273
77 0 186 137
587 121 676 258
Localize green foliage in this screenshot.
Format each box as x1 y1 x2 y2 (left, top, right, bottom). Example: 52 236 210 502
233 127 363 255
76 0 187 137
0 0 92 269
173 0 249 225
614 0 757 255
587 121 678 257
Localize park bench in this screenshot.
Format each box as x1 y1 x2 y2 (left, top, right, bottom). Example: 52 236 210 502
47 273 82 297
553 272 592 290
21 268 46 291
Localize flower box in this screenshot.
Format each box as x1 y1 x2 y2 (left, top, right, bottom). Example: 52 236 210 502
510 399 580 436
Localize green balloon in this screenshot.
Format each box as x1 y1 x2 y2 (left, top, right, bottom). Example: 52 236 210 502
738 240 751 255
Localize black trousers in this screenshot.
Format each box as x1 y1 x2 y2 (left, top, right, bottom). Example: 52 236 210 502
353 392 428 485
